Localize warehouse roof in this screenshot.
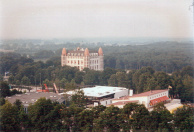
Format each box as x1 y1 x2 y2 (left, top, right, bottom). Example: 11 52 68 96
66 86 128 98
6 92 64 106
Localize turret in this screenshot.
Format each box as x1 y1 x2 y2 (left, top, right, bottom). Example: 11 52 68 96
62 48 67 56
98 47 103 56
84 48 89 56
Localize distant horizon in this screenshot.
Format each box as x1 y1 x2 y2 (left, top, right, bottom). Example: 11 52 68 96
0 37 193 42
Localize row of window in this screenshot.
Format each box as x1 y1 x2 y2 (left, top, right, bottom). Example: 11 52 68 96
67 53 84 56
90 65 99 70
67 56 84 59
150 92 167 100
90 53 98 56
90 59 99 64
66 53 99 56
68 60 84 65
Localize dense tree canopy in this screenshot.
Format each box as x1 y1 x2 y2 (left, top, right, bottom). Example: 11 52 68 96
1 98 194 132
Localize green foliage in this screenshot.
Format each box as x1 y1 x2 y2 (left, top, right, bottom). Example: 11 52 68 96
71 90 87 107
33 50 55 59
104 42 194 73
83 70 100 85
0 98 5 106
78 109 94 131
153 102 167 112
0 81 11 97
28 97 55 131
152 103 173 131
174 106 194 131
1 98 194 131
93 105 121 132
21 76 31 86
0 101 21 131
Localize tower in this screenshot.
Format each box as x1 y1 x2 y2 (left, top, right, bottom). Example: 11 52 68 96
98 47 104 71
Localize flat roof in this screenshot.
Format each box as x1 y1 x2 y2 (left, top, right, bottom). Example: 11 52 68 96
66 86 128 98
6 92 63 105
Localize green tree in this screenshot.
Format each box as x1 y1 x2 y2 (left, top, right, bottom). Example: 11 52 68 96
93 106 121 132
152 102 173 131
116 72 128 88
108 74 117 87
68 104 84 132
8 74 15 84
130 104 150 130
180 65 194 77
28 97 55 131
21 76 31 86
0 81 11 97
92 105 106 119
78 109 94 131
154 71 171 89
0 98 5 106
83 70 100 85
99 67 117 85
0 101 21 131
174 106 194 131
75 71 85 84
153 102 167 112
71 90 87 107
60 78 68 89
148 111 161 131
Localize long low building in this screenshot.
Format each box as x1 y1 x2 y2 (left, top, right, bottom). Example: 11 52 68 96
66 86 133 106
108 89 170 108
108 89 184 113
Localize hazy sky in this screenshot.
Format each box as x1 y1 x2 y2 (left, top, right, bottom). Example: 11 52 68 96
0 0 193 39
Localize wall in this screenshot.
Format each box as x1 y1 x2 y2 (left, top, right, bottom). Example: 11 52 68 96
114 89 129 99
100 98 113 106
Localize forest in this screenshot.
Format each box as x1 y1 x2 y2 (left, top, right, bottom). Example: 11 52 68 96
1 41 193 72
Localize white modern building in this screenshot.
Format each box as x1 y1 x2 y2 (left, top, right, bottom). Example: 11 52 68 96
66 86 132 106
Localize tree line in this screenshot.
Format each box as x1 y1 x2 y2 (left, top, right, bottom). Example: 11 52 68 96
103 42 194 73
0 53 193 102
1 41 193 72
0 97 193 132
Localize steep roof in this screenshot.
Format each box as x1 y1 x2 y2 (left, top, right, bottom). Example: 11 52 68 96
62 48 67 56
84 48 89 56
98 47 103 56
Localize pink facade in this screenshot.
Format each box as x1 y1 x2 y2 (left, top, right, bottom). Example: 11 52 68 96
61 47 104 71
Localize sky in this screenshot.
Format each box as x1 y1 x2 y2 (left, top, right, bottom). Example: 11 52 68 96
0 0 193 39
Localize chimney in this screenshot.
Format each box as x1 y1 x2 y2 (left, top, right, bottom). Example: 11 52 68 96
129 89 133 96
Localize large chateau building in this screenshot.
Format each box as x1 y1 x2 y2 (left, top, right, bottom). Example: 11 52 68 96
61 47 104 71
